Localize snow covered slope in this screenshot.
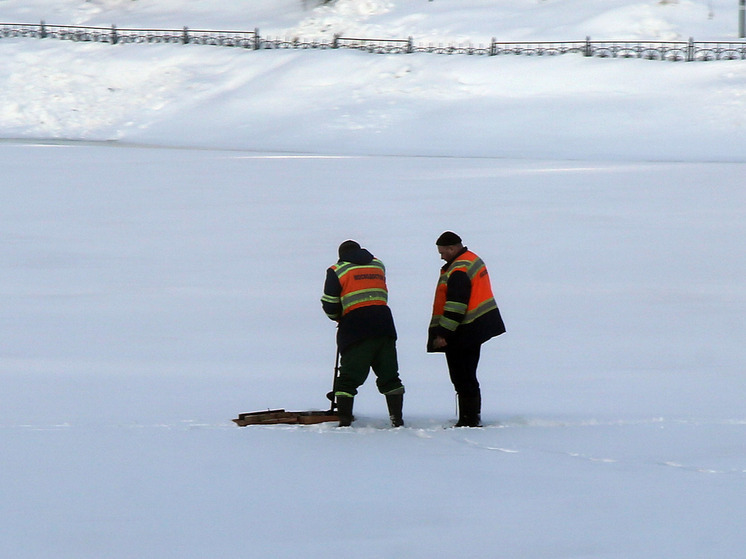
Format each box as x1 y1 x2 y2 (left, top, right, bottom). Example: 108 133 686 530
1 0 745 160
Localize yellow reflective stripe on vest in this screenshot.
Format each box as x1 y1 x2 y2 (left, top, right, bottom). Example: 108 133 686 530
333 259 388 316
430 251 497 329
439 316 461 332
341 287 388 309
463 297 497 324
321 292 341 320
462 256 485 279
333 261 359 277
321 293 340 305
444 300 467 314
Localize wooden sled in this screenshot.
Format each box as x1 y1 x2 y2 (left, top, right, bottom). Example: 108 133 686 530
232 408 339 426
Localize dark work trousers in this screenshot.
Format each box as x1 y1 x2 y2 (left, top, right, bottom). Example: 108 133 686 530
445 344 482 397
336 336 403 397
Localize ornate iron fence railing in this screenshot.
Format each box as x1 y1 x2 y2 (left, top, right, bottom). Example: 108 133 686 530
0 22 261 48
2 22 746 62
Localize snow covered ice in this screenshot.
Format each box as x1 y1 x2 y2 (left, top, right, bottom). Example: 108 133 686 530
1 1 745 558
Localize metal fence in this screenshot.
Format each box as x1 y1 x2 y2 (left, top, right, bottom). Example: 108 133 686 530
2 21 746 62
0 22 260 48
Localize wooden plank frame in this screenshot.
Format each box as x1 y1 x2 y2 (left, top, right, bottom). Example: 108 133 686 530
232 409 338 426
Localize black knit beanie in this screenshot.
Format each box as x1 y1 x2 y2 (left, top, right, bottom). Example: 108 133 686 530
338 240 361 258
436 231 462 246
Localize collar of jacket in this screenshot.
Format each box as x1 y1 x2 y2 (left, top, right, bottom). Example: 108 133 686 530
441 246 469 271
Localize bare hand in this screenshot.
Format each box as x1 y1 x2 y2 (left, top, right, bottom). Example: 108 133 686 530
433 336 448 349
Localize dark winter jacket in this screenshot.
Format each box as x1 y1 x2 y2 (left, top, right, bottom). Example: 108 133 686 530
321 247 397 353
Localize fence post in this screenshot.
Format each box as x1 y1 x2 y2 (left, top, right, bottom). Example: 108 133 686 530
254 28 260 49
182 26 190 44
407 36 413 53
40 20 47 39
584 36 592 57
490 37 496 56
332 33 339 48
111 24 118 44
687 37 694 61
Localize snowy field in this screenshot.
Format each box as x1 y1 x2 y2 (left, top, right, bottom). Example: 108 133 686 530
2 1 746 558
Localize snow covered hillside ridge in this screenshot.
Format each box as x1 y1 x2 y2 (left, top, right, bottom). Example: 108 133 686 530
0 0 739 42
1 0 745 159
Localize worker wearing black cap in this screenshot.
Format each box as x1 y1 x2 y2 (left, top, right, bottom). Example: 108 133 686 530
428 231 505 427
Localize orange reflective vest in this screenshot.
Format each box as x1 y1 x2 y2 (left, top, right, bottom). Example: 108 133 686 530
322 259 388 319
430 250 497 333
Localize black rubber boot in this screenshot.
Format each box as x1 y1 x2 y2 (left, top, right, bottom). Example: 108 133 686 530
385 393 404 428
337 396 354 427
455 393 482 427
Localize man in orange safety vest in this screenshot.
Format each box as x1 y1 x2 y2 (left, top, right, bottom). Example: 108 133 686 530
428 231 505 427
322 240 405 427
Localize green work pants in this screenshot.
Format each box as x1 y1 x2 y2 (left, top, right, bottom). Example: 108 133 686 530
336 336 403 397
